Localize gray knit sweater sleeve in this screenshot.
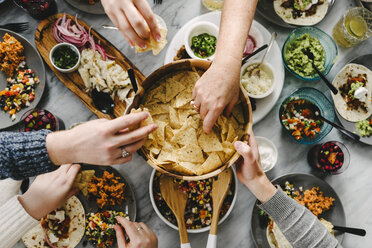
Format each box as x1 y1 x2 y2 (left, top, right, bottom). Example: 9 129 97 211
259 188 342 248
0 130 57 180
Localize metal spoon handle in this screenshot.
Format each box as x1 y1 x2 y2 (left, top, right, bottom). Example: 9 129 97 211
312 64 338 94
260 32 277 64
128 69 138 93
333 226 366 236
320 116 360 141
242 44 268 65
102 25 118 30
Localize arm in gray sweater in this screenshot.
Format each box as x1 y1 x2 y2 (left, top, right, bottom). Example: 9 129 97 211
0 130 56 180
259 188 342 248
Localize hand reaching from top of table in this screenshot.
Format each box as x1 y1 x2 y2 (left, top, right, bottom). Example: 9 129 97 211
46 112 157 166
102 0 161 49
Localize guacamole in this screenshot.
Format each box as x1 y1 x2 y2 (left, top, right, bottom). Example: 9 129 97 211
284 33 325 78
356 119 372 137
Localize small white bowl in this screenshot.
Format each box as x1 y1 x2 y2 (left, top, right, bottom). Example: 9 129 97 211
184 21 219 61
255 136 278 172
240 60 275 99
149 168 238 233
49 43 80 73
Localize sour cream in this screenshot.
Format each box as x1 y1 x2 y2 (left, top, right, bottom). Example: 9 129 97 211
354 87 368 102
256 136 278 172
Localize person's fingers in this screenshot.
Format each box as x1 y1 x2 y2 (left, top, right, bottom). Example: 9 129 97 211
114 225 128 248
108 112 149 133
138 222 155 238
65 164 81 184
134 0 161 41
121 9 148 48
203 111 219 134
114 8 141 47
234 141 254 161
112 154 133 165
121 138 146 154
58 163 73 174
116 217 140 240
122 1 150 40
224 99 237 117
115 124 157 147
199 102 208 120
248 132 259 156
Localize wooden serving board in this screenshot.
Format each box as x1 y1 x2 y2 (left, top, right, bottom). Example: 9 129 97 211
35 13 146 119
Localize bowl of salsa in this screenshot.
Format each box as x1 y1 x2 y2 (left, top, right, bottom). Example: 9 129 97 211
279 87 335 145
149 168 237 233
22 109 62 132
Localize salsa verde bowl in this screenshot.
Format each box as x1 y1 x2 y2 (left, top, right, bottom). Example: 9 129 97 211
279 87 335 145
282 26 338 81
149 167 238 233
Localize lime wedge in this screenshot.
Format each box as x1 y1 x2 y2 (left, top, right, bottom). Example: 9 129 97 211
349 18 367 38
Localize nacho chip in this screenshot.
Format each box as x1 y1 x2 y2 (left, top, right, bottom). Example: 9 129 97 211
196 152 222 176
169 106 182 129
232 104 245 124
176 144 204 163
135 28 168 56
198 131 224 153
171 125 198 146
146 103 170 116
226 123 237 143
165 79 186 102
157 143 178 163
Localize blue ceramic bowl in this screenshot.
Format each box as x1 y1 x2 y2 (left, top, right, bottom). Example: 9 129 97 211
282 27 338 81
279 87 335 145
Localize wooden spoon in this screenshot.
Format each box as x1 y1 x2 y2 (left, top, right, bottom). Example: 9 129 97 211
159 175 191 248
206 168 233 248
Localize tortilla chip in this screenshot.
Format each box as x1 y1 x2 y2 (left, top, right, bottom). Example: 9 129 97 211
146 103 170 115
232 104 245 124
198 131 224 152
196 152 222 175
135 28 168 56
165 79 186 102
169 106 182 129
226 123 237 143
176 144 204 163
153 120 167 146
171 125 198 146
172 163 197 175
157 143 178 163
73 170 95 196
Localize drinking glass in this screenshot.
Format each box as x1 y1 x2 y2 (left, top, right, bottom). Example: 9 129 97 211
202 0 223 11
332 7 372 48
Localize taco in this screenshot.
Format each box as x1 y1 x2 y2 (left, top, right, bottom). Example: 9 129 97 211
267 219 334 248
331 63 372 122
22 196 85 248
273 0 329 26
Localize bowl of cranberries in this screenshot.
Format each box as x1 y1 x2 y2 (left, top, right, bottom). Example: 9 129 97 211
22 109 61 132
308 141 350 175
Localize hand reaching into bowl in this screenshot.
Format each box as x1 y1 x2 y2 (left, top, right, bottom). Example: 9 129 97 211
101 0 161 49
234 133 277 203
115 216 158 248
18 164 81 220
46 112 157 166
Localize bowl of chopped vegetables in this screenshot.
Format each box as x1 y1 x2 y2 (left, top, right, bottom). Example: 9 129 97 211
49 42 80 73
149 168 238 233
279 87 335 145
282 27 338 81
184 21 219 61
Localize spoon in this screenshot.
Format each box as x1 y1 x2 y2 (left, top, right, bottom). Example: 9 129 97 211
303 48 338 95
91 88 115 116
206 168 233 248
313 105 360 141
159 175 191 248
102 25 118 30
333 225 366 236
250 32 277 77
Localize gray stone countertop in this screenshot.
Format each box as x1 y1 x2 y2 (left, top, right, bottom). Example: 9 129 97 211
1 0 371 247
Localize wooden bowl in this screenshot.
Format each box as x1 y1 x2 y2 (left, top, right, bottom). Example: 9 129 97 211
127 59 253 181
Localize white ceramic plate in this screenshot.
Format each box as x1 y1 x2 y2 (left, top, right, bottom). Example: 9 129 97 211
164 11 285 125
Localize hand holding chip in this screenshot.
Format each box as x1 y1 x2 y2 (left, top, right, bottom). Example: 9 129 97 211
102 0 161 49
18 164 81 220
46 112 158 166
234 133 277 203
115 216 158 248
192 60 240 134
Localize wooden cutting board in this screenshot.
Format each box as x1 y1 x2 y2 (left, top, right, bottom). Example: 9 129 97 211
34 13 146 119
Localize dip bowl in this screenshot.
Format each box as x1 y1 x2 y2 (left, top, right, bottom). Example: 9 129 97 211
282 27 338 81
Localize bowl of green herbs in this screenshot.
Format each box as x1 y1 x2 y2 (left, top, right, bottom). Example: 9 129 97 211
49 43 80 73
185 21 219 61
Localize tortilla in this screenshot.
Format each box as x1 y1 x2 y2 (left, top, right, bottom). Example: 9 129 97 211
135 28 168 56
273 0 329 26
22 196 85 248
266 219 334 248
331 63 372 122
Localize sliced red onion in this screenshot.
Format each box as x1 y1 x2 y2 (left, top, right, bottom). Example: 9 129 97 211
96 44 107 60
43 229 58 248
243 36 256 56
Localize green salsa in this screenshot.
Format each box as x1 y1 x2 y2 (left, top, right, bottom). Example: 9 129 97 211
356 119 372 137
191 33 216 58
52 45 79 69
284 33 325 78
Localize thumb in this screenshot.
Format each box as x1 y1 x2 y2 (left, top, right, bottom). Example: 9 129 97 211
234 141 253 161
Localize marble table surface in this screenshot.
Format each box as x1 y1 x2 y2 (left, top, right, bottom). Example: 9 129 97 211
1 0 371 247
